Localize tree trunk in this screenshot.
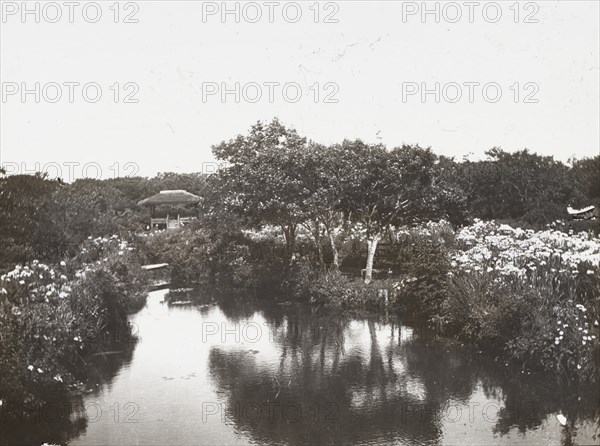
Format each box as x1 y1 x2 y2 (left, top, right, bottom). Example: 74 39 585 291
283 224 297 259
326 227 339 270
313 222 324 269
364 235 380 284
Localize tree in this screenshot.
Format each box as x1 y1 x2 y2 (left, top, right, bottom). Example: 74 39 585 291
283 142 349 269
460 148 582 225
339 141 443 283
48 179 141 248
210 119 310 257
571 156 600 205
0 173 63 270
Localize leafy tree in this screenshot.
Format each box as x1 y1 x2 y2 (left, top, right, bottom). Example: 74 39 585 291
460 148 582 225
571 156 600 205
0 173 63 270
339 141 443 283
48 180 142 248
281 142 349 269
210 119 310 256
431 155 468 226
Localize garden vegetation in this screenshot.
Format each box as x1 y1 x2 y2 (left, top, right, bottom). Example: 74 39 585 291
1 118 599 421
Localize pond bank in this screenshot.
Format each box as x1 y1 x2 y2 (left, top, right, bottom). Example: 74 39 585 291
10 288 600 445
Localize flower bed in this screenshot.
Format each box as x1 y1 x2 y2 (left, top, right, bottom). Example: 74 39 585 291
0 235 149 416
443 220 599 382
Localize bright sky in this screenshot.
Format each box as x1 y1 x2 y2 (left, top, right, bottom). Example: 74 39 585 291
1 1 599 180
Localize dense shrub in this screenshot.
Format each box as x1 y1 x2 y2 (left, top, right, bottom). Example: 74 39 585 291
391 222 454 318
0 235 149 416
287 259 395 310
137 226 213 287
139 226 290 296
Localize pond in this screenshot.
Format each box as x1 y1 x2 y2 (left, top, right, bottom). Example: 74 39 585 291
18 289 600 445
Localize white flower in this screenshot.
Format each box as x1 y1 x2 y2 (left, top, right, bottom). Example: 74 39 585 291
577 365 582 370
37 368 43 373
28 365 34 371
60 261 66 267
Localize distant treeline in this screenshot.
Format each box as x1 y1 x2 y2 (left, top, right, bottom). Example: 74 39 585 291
1 119 598 272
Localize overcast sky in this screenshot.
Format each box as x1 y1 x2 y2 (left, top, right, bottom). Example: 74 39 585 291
1 1 598 180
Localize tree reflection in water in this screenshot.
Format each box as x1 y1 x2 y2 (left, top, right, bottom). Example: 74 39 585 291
5 297 597 446
208 303 600 446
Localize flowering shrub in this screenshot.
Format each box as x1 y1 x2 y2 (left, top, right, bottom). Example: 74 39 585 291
0 235 149 416
443 220 600 382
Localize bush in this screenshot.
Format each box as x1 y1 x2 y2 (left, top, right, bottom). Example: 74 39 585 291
0 235 149 417
137 227 213 288
287 259 394 310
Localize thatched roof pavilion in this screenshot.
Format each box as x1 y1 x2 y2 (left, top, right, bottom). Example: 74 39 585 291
138 190 201 206
138 190 201 229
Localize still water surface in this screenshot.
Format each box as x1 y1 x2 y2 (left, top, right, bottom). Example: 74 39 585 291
61 290 599 445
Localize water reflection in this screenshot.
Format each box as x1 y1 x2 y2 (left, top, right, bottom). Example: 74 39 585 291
207 302 599 446
15 289 597 445
1 335 136 446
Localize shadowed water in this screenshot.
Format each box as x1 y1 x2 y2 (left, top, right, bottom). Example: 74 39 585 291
25 289 600 445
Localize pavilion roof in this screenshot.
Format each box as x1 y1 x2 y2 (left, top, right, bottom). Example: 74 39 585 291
138 190 201 206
